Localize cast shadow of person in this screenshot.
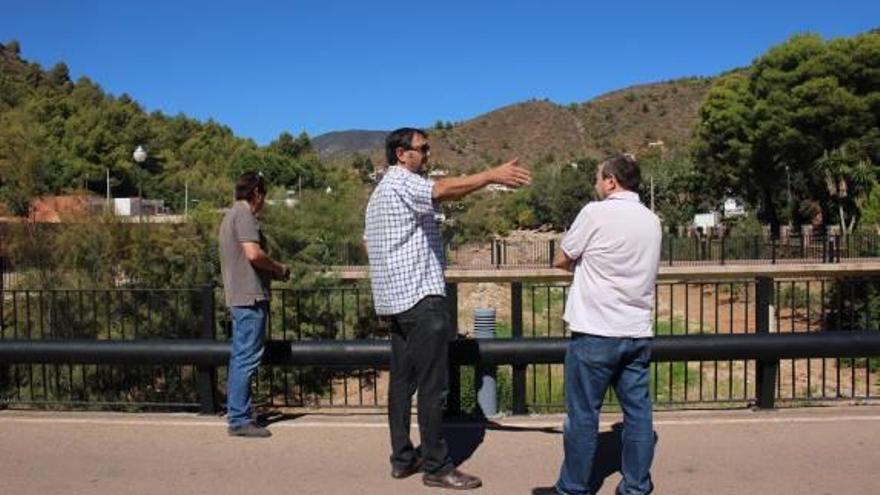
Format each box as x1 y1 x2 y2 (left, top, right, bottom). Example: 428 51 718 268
585 422 660 493
442 405 491 466
530 422 659 494
588 422 624 493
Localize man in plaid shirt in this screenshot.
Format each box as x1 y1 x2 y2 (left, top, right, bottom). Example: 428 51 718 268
365 127 531 490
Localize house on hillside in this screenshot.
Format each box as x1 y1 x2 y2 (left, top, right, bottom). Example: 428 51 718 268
29 195 105 222
13 195 178 223
113 197 167 217
693 211 721 231
722 197 746 218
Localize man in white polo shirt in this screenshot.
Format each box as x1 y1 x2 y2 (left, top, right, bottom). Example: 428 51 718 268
537 154 661 495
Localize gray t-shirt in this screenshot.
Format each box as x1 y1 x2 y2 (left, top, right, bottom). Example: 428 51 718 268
219 201 271 307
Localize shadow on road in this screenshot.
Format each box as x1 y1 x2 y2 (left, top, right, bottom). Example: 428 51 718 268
528 422 660 494
587 422 624 493
443 409 562 466
443 411 489 466
257 411 308 425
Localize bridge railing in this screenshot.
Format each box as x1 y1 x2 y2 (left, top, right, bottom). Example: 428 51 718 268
3 263 880 414
316 233 880 269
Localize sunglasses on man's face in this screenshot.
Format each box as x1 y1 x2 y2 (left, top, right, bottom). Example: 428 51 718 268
406 143 431 154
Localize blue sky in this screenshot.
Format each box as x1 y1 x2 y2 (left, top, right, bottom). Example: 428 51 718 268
2 1 878 144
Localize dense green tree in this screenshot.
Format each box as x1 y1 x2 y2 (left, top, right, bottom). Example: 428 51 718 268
639 149 700 227
693 32 880 232
261 169 369 284
349 154 375 183
0 109 50 214
268 131 313 159
526 158 598 229
3 39 21 56
0 42 327 215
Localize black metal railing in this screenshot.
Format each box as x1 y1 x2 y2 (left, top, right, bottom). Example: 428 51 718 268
0 287 208 409
315 233 880 269
515 277 880 412
3 235 879 282
4 331 879 404
3 272 880 414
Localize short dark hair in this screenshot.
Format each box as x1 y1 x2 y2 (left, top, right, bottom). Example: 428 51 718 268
599 154 641 191
235 171 267 202
385 127 427 166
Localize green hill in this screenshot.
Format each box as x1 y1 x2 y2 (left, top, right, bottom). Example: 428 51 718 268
0 40 324 216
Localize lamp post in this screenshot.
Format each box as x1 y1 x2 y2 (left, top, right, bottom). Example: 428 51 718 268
133 145 147 221
784 164 793 227
105 168 111 213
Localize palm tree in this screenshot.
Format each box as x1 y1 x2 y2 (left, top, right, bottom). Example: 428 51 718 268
813 147 876 237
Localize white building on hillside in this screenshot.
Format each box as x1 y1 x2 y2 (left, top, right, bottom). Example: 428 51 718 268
114 198 166 217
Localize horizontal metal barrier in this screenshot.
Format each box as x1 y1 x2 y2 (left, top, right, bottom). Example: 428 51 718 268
5 272 880 412
4 331 880 366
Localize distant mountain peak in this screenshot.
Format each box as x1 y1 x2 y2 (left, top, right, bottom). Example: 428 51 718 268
312 130 388 158
314 77 713 170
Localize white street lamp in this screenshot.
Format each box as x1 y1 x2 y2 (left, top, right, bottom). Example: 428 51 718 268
133 145 147 164
133 145 148 220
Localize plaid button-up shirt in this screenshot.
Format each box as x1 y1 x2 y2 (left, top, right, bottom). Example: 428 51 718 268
364 166 446 315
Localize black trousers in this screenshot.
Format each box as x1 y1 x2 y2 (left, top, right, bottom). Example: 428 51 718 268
388 295 455 475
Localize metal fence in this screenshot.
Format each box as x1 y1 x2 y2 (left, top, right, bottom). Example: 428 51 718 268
320 233 880 269
0 286 384 411
518 278 880 412
3 235 879 283
246 286 386 409
3 272 880 413
0 288 208 408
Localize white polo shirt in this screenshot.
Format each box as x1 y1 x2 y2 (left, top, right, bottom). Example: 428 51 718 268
561 191 661 338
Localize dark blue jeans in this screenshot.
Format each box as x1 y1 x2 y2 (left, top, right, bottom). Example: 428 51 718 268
226 301 268 428
556 334 654 495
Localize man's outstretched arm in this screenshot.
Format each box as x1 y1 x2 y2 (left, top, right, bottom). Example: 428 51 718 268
432 159 531 202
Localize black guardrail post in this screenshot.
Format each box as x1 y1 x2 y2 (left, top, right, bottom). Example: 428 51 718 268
771 238 777 264
823 236 829 263
197 286 219 414
755 277 778 409
836 235 842 263
0 256 5 334
446 282 461 416
511 282 527 415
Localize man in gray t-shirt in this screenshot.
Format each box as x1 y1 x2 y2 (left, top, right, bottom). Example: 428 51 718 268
219 172 289 438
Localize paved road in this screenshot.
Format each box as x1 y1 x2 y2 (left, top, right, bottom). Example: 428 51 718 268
2 406 879 494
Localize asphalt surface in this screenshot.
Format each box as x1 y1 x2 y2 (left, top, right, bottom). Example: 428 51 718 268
2 406 879 494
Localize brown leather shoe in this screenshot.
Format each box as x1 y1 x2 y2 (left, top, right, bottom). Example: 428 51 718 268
391 457 423 479
422 469 482 490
